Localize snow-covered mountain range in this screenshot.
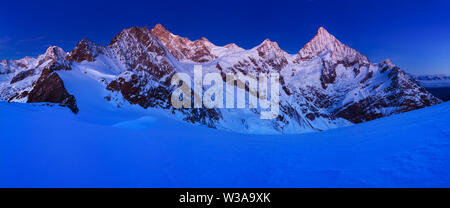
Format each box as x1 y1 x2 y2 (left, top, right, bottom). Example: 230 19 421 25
414 74 450 88
414 75 450 101
0 24 442 133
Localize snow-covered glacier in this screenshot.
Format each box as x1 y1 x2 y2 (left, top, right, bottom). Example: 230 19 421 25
0 99 449 187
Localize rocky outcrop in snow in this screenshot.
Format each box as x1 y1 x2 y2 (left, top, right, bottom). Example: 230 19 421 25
1 46 78 112
27 66 78 113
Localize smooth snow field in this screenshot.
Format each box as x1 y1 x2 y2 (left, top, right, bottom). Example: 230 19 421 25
0 100 449 187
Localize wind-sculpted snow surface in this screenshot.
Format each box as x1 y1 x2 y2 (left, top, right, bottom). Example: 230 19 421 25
0 25 441 133
0 100 449 187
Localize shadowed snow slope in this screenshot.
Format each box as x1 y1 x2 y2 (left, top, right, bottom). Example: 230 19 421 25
0 100 449 187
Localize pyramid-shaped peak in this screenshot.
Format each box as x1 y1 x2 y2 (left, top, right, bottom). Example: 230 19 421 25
297 27 368 64
151 23 170 34
224 43 242 50
43 46 66 60
262 38 273 43
259 38 280 48
150 23 185 44
153 23 166 30
256 38 287 57
67 38 107 62
71 38 97 52
77 38 95 46
317 26 330 35
258 39 286 53
380 59 395 67
312 26 338 43
45 45 65 54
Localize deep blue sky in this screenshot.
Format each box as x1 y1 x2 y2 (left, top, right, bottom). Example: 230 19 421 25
0 0 449 75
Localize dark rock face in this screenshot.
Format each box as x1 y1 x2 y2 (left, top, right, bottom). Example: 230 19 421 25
66 38 106 62
27 66 78 113
8 91 29 102
320 60 337 89
180 108 222 128
334 97 383 123
109 26 174 80
360 71 373 84
10 69 35 84
333 93 438 124
104 26 224 127
106 72 221 127
106 73 172 109
333 68 441 123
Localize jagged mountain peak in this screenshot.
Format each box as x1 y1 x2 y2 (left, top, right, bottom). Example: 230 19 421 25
151 23 169 34
259 38 281 48
380 58 395 67
149 24 245 63
42 46 66 61
150 23 208 44
126 26 153 40
110 26 155 46
109 26 167 57
316 26 333 37
150 23 193 44
150 23 187 43
255 38 287 57
224 43 242 50
32 45 68 70
67 38 106 62
106 26 175 79
128 25 151 33
297 27 369 64
192 37 216 49
309 26 340 49
72 38 99 51
149 24 218 62
194 37 211 43
78 38 95 45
